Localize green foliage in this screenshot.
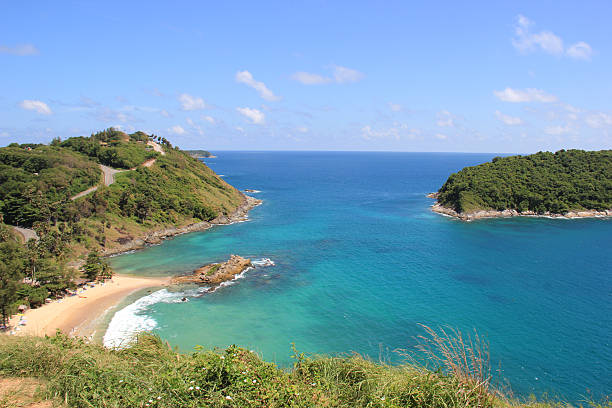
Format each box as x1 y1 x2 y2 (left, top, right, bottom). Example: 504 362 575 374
83 251 112 281
60 128 158 169
437 150 612 214
0 238 24 326
0 129 242 326
0 145 100 227
0 334 604 408
105 147 242 224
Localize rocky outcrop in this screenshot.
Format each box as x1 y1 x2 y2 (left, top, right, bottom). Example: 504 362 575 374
430 201 612 221
172 255 252 286
103 194 261 256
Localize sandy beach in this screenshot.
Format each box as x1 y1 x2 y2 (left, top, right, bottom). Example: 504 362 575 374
8 274 169 338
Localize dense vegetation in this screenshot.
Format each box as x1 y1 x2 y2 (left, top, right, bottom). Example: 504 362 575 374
0 129 243 324
437 150 612 214
2 332 606 408
0 223 77 325
0 144 100 227
59 128 159 169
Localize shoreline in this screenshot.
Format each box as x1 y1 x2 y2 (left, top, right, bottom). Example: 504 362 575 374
427 194 612 221
7 194 262 340
103 194 261 257
8 274 169 338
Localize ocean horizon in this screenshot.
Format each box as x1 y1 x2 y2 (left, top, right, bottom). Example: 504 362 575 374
107 151 611 403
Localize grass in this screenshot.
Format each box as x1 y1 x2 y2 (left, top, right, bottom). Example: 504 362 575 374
206 264 221 276
0 329 609 408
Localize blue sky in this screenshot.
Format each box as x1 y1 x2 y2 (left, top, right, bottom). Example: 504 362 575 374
1 1 611 153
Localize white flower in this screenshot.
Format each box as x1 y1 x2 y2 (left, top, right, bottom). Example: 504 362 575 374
241 371 247 374
252 379 256 384
244 379 248 383
220 356 225 360
225 395 232 400
190 380 195 383
195 386 200 390
148 400 153 403
381 396 386 401
311 382 316 386
189 386 194 391
157 396 161 400
119 379 124 383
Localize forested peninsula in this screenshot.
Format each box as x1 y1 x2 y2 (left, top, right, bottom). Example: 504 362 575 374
431 149 612 220
0 128 256 325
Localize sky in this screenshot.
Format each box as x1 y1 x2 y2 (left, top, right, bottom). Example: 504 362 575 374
1 1 611 153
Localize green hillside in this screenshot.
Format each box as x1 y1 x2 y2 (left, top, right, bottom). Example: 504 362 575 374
0 129 244 322
436 150 612 214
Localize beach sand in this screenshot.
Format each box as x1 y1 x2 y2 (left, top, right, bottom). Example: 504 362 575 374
8 274 169 338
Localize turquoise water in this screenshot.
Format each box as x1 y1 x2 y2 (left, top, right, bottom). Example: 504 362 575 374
108 152 611 402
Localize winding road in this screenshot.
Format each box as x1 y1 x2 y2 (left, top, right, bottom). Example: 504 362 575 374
8 142 166 245
70 141 165 201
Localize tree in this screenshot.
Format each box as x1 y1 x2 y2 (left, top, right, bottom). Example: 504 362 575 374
83 251 111 281
0 240 25 327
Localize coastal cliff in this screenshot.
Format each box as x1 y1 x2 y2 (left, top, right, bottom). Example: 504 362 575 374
103 195 261 256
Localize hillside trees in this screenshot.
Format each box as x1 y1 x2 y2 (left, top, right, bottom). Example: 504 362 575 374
437 150 612 214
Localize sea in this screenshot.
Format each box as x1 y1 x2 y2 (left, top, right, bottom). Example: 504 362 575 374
105 152 611 403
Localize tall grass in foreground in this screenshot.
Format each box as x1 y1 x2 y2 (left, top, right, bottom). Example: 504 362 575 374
0 330 608 408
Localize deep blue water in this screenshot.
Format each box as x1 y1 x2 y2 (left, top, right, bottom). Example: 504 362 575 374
108 152 611 402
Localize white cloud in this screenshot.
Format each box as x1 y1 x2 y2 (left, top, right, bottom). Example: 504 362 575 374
237 107 265 124
544 125 571 135
361 124 420 141
203 115 215 124
388 103 402 112
566 41 593 60
235 71 280 101
0 43 39 56
436 110 455 127
169 125 186 134
493 87 557 103
585 112 612 129
512 15 592 60
291 72 331 85
20 100 52 115
495 110 523 125
434 133 448 140
178 93 206 111
186 117 195 126
332 65 365 83
160 109 170 117
291 65 364 85
296 126 309 133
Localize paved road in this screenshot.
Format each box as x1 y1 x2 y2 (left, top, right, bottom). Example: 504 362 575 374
12 226 39 242
100 164 123 186
70 143 164 200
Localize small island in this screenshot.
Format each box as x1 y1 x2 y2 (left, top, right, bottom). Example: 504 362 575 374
429 149 612 220
186 149 217 159
172 255 252 287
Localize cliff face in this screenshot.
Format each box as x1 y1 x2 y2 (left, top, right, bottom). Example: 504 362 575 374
172 255 252 286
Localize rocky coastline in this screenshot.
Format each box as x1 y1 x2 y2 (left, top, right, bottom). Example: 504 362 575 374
427 193 612 221
103 194 262 257
171 255 252 287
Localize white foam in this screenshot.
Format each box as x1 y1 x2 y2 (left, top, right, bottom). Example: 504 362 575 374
103 287 208 349
103 262 263 347
251 258 275 267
